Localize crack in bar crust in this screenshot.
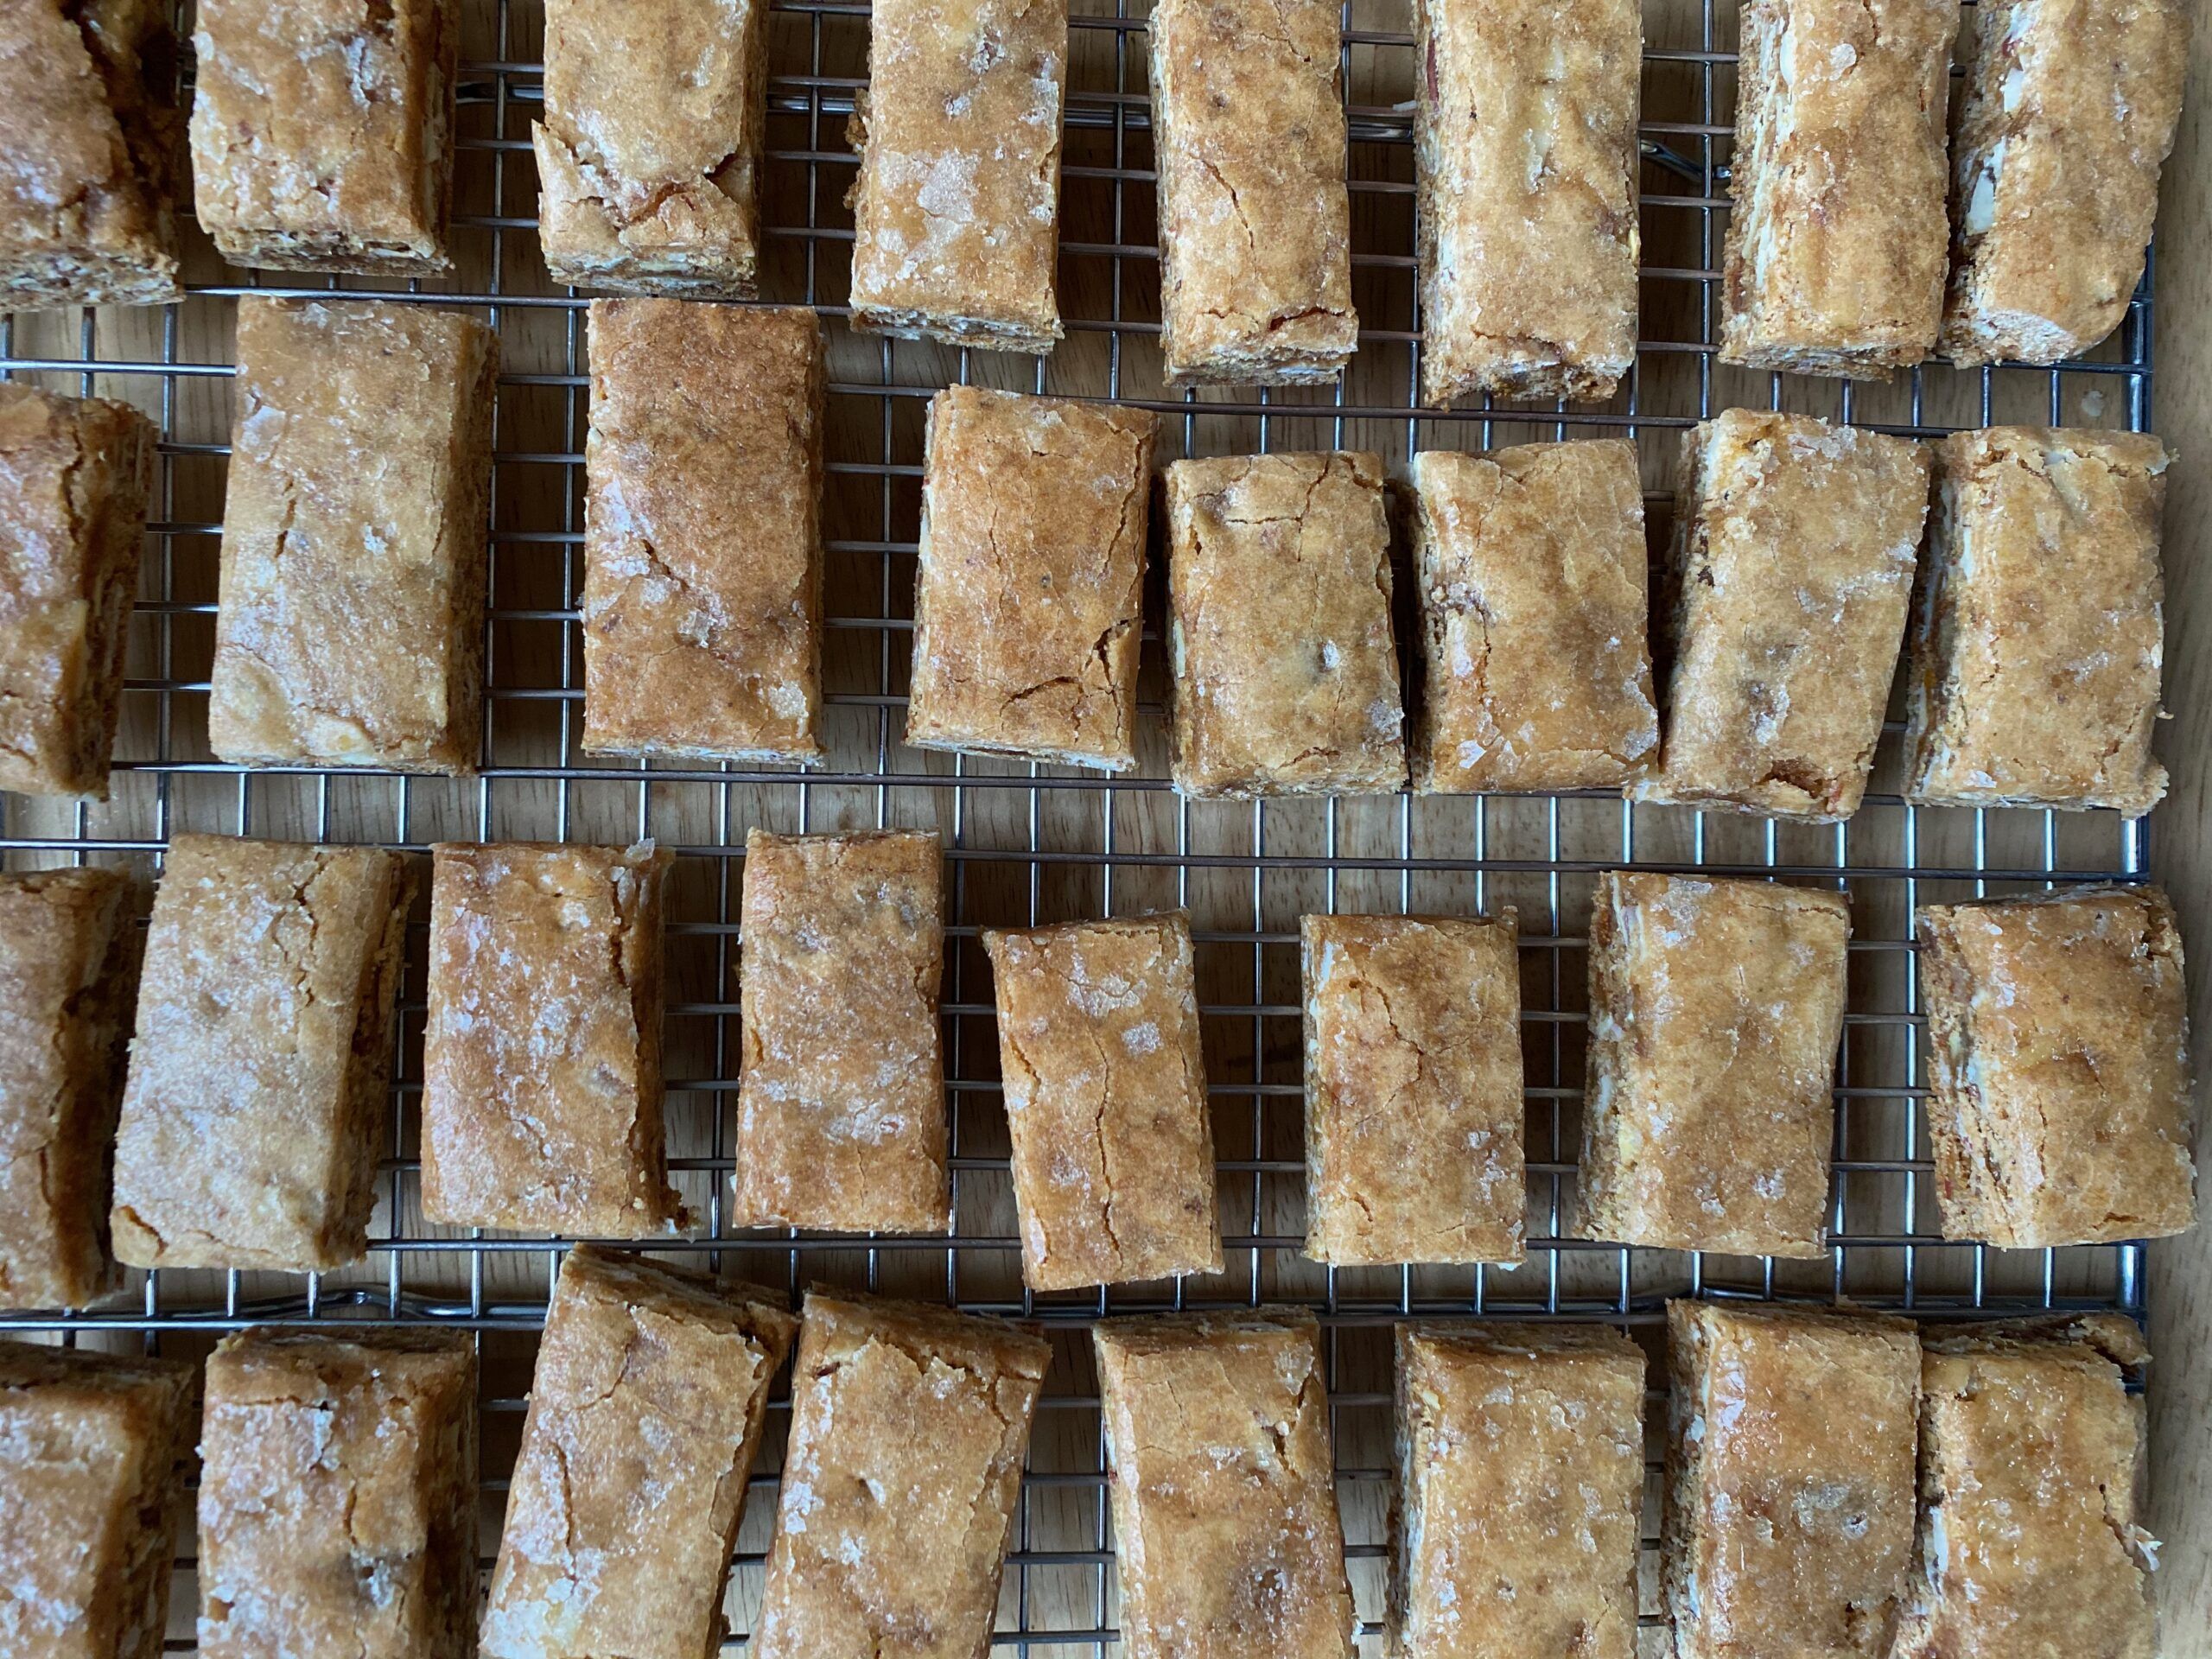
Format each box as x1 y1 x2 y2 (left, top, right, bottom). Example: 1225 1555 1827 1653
0 383 156 798
1408 441 1658 792
0 0 181 308
1415 0 1640 404
1665 1301 1921 1659
1942 0 2189 367
109 836 413 1274
1302 911 1527 1267
751 1293 1049 1659
533 0 769 297
1147 0 1357 385
422 840 685 1236
846 0 1065 352
1095 1308 1357 1659
197 1328 478 1659
480 1245 798 1659
1915 884 2196 1248
1577 871 1849 1257
188 0 459 276
1634 410 1929 822
1904 426 2170 815
1719 0 1953 376
1393 1323 1645 1659
732 829 950 1235
1166 451 1407 798
582 297 826 765
982 911 1221 1291
905 386 1157 771
208 298 496 776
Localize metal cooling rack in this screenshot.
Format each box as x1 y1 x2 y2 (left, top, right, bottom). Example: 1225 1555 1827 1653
0 0 2158 1650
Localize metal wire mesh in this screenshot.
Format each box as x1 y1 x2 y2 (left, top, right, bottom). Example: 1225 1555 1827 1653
0 0 2159 1650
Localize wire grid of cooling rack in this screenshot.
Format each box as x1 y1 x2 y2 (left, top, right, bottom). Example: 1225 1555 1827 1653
0 0 2164 1650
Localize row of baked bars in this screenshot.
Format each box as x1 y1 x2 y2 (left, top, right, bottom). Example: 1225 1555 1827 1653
1 0 2187 391
0 294 2175 819
0 1275 2158 1659
0 825 2192 1308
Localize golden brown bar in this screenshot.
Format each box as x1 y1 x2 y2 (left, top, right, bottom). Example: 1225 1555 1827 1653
1394 1324 1645 1659
1898 1317 2157 1659
983 912 1220 1290
0 384 154 798
1904 428 2169 815
480 1245 798 1659
582 298 825 764
1095 1309 1356 1659
1577 872 1849 1256
732 829 949 1234
1665 1301 1921 1659
0 1342 195 1659
1942 0 2189 367
109 836 413 1274
1414 0 1640 404
751 1294 1049 1659
0 0 181 307
904 388 1156 770
1166 452 1406 798
189 0 458 276
0 868 134 1310
533 0 768 296
197 1328 476 1659
1719 0 1954 376
1408 442 1658 792
208 297 496 776
1635 410 1929 822
1147 0 1357 385
422 840 683 1236
1915 885 2196 1247
1302 912 1525 1266
846 0 1065 352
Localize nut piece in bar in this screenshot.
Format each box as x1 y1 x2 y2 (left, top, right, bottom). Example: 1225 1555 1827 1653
188 0 460 276
0 384 155 799
0 868 136 1310
1302 912 1526 1267
0 0 181 308
904 387 1157 770
1904 427 2169 816
1409 442 1659 792
1665 1301 1921 1659
1897 1316 2157 1659
1147 0 1357 385
0 1342 196 1659
109 836 414 1274
1635 410 1929 822
582 298 826 765
1942 0 2189 367
983 912 1220 1291
422 840 685 1236
1415 0 1641 404
751 1293 1050 1659
1394 1323 1645 1659
1095 1308 1357 1659
208 297 497 777
1914 885 2196 1247
533 0 770 296
1577 871 1849 1256
1166 452 1407 798
480 1244 799 1659
1719 0 1954 376
733 829 950 1234
197 1328 477 1659
846 0 1065 353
